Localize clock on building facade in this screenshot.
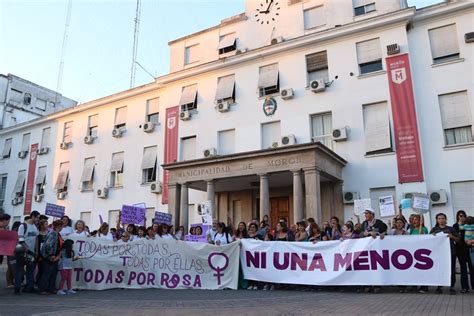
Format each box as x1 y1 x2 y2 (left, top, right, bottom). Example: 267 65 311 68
254 0 281 25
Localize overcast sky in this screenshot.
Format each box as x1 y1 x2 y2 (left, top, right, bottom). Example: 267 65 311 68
0 0 441 103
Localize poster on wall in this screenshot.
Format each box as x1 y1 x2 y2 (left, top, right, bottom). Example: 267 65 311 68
197 201 213 225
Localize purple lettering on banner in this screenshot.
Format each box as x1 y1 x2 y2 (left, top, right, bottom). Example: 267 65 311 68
291 253 307 271
391 249 413 270
414 249 433 270
334 253 352 271
246 251 266 268
369 250 390 270
308 253 326 271
154 211 172 225
273 252 290 270
121 205 146 224
353 251 370 270
95 270 104 283
45 203 65 218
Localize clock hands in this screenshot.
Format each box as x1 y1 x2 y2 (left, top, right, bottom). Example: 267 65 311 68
260 0 273 14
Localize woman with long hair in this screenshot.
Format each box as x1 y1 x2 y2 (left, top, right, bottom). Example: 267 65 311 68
234 222 248 240
97 223 113 241
452 210 471 293
72 220 89 237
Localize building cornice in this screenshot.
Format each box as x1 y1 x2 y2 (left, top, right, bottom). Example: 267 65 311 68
155 8 415 85
412 1 474 23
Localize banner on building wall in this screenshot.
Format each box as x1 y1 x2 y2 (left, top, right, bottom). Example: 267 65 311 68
241 235 450 286
23 143 38 214
385 54 424 183
162 106 180 204
68 237 239 290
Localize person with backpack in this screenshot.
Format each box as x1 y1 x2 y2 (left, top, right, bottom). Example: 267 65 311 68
211 222 231 245
39 220 63 295
14 210 40 295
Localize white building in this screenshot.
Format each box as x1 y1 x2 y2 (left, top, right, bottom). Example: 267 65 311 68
0 73 77 129
0 0 473 230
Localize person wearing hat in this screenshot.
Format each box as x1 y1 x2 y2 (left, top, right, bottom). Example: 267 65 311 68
361 208 387 239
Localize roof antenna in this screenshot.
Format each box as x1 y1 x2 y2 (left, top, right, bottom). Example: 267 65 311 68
56 0 72 102
130 0 141 88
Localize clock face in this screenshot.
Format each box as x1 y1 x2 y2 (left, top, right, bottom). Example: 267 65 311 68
255 0 281 25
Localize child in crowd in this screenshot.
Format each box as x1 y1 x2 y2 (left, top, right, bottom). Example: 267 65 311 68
146 227 156 240
57 239 79 295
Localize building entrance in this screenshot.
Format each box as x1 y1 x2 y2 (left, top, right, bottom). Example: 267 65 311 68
270 197 290 228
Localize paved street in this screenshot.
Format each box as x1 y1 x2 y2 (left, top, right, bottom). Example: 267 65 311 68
0 264 472 316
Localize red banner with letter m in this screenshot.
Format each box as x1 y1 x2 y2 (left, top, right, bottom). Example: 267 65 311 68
24 143 38 214
162 106 180 204
386 54 424 183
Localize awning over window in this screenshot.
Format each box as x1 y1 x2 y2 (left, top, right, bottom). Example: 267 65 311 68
141 146 157 170
179 85 197 106
89 114 99 128
429 24 459 59
258 64 279 88
218 33 236 50
2 138 12 157
439 91 471 129
54 162 70 190
21 133 30 152
215 75 235 101
356 38 382 64
81 158 95 182
353 0 374 7
35 166 47 185
115 107 127 125
147 98 159 115
13 170 26 194
306 51 328 72
110 152 124 172
41 128 51 148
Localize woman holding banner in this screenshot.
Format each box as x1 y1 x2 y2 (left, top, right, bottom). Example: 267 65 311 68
71 220 89 237
97 223 114 241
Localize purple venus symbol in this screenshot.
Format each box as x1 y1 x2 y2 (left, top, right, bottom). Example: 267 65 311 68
208 252 229 285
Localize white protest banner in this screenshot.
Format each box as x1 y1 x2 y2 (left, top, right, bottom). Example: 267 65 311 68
379 195 396 217
354 199 371 216
241 235 450 286
68 237 239 290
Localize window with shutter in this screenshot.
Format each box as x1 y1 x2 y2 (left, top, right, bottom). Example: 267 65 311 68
311 112 333 149
141 146 158 183
218 129 235 155
88 115 99 137
21 133 30 152
2 138 12 158
184 45 199 65
54 162 70 192
450 181 474 215
180 136 196 161
306 51 329 83
353 1 376 16
0 174 7 204
63 121 73 143
218 33 237 54
41 127 51 149
13 170 26 197
215 75 235 102
179 85 198 111
363 102 392 154
36 99 47 111
81 158 95 190
438 91 473 146
261 121 281 149
356 38 383 74
304 6 325 30
429 24 460 64
146 98 159 124
110 152 124 187
114 107 127 129
258 64 279 97
35 166 47 195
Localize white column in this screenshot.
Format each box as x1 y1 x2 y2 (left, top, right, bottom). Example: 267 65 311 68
180 183 189 233
259 173 270 221
206 179 216 218
292 170 304 223
304 167 322 224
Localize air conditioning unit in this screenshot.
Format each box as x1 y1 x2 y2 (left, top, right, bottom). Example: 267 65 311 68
150 182 162 194
403 192 414 199
343 191 359 204
57 192 67 200
143 121 155 133
112 128 123 138
465 32 474 43
386 43 400 55
332 127 348 141
97 187 108 199
216 100 231 112
281 88 294 100
60 142 69 150
34 194 44 202
203 147 217 158
179 111 191 121
310 80 326 93
84 136 94 144
18 151 28 159
281 134 296 146
271 36 284 45
38 147 49 155
429 190 447 205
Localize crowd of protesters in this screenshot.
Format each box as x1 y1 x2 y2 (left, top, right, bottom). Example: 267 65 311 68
0 206 473 295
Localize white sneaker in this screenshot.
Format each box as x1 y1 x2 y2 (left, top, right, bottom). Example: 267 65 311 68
270 285 275 291
66 289 76 294
247 285 253 290
263 284 269 290
56 290 66 296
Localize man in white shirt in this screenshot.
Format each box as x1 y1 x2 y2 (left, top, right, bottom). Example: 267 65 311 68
15 210 40 294
206 220 218 243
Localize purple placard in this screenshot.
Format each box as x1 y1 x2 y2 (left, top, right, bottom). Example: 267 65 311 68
121 205 146 224
191 223 210 236
184 235 208 243
45 203 65 218
154 211 172 225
